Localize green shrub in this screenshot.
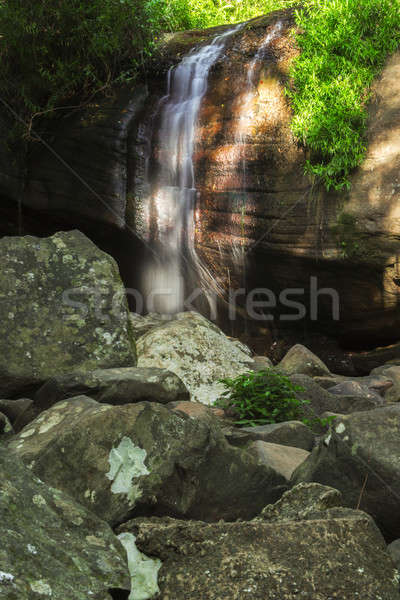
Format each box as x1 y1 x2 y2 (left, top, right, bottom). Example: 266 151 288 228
215 368 309 427
0 0 292 135
0 0 156 131
289 0 400 190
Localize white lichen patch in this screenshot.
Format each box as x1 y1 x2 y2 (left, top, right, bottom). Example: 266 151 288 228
84 489 96 503
335 423 346 434
106 437 150 503
20 428 36 438
33 494 47 507
30 580 52 596
118 532 161 600
38 412 64 434
137 314 253 405
0 572 14 584
86 535 106 547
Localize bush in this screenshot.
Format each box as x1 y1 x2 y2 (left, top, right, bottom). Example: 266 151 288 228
289 0 400 190
215 368 308 427
0 0 155 132
0 0 292 135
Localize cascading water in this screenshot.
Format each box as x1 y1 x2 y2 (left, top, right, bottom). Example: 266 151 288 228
141 24 243 314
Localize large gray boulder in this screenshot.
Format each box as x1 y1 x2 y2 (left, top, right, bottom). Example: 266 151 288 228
278 345 331 377
0 446 130 599
292 405 400 539
117 506 400 599
0 231 136 397
34 367 189 412
136 312 254 405
8 397 287 525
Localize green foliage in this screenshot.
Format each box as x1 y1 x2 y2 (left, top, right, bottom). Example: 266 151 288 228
215 368 309 427
288 0 400 191
0 0 152 130
0 0 293 134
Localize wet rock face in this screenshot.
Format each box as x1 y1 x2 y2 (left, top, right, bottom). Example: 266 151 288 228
0 231 136 397
131 10 400 346
1 9 399 346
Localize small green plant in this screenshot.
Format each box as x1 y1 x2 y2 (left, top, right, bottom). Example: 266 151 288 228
215 368 309 427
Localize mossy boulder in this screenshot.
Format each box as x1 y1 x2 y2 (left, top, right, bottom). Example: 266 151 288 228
0 445 130 599
8 397 287 525
0 231 136 397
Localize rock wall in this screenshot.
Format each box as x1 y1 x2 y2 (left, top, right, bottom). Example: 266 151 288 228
1 8 399 347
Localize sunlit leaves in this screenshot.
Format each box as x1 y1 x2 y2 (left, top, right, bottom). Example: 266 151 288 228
289 0 400 190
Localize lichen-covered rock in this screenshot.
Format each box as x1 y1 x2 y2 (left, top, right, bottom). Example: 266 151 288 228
129 312 174 340
0 231 136 397
0 446 130 599
225 420 315 451
117 512 400 600
34 367 189 412
291 405 400 540
136 312 254 404
278 345 331 377
8 396 287 524
388 539 400 571
258 482 343 522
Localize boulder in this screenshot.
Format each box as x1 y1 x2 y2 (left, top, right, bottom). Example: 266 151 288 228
371 365 400 402
129 312 174 340
278 345 331 377
0 446 130 599
291 404 400 540
290 374 381 420
328 380 382 402
247 441 309 481
136 312 254 405
0 398 33 426
167 400 225 421
0 411 13 438
225 420 315 451
388 539 400 571
0 231 136 397
116 510 400 599
258 482 343 522
252 355 274 371
8 397 287 525
34 367 189 412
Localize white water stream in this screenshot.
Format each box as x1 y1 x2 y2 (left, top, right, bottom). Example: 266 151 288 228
142 24 243 314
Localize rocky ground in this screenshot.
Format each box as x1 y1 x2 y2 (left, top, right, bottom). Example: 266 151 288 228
1 231 400 599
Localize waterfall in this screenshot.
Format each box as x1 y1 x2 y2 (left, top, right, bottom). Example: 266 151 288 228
141 24 243 314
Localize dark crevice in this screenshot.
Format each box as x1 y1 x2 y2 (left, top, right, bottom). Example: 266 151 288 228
108 588 130 600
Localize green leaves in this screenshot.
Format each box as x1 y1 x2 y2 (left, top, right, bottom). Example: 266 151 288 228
289 0 400 190
215 368 309 427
